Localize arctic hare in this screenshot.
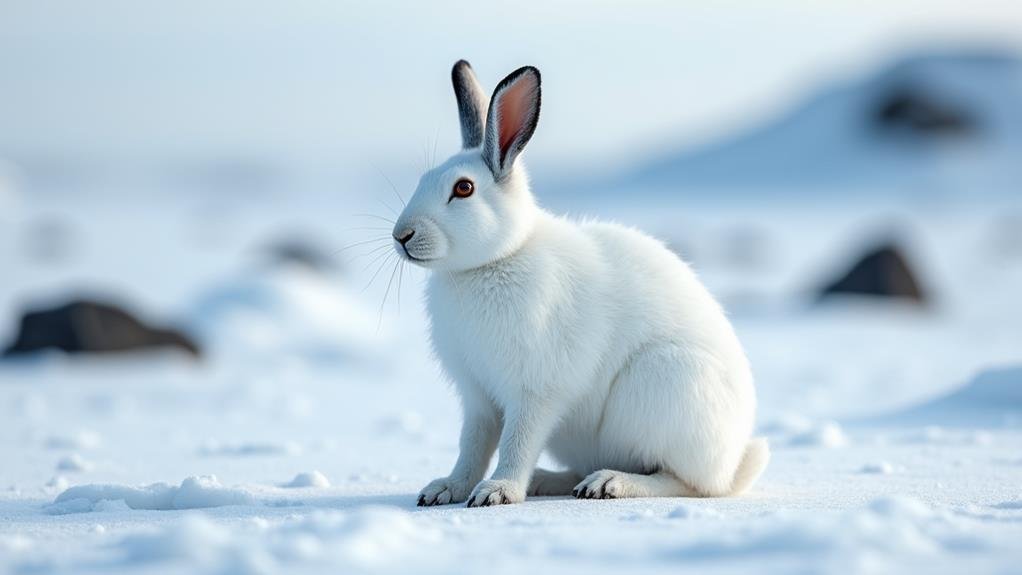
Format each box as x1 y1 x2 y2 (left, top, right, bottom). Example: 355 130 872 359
393 61 768 507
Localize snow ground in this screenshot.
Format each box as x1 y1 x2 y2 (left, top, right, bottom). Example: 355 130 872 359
1 188 1021 574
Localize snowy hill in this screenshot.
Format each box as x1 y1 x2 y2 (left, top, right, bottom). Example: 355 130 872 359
613 48 1022 197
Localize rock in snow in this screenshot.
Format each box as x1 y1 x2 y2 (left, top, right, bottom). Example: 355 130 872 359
816 244 927 304
2 299 200 358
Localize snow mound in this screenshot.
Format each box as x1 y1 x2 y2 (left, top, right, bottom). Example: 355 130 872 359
190 264 387 364
787 421 849 448
871 365 1022 427
110 507 440 572
761 417 851 448
282 471 331 489
47 475 256 514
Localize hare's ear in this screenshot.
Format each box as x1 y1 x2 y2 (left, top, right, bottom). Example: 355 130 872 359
452 60 488 149
482 66 541 181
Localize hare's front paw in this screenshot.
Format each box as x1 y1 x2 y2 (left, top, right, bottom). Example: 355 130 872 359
466 479 525 507
417 477 473 506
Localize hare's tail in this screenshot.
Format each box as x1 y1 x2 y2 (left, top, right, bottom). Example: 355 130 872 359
730 437 770 495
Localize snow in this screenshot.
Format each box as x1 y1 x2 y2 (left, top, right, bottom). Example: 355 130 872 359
2 194 1019 575
2 50 1022 572
189 264 389 365
613 50 1022 196
871 365 1022 427
859 462 896 475
281 471 331 489
785 421 850 448
55 453 94 473
48 476 256 514
45 430 102 451
198 440 302 458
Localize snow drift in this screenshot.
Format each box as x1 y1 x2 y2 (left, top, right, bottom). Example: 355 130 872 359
47 476 256 514
189 263 386 364
868 365 1022 427
614 48 1022 195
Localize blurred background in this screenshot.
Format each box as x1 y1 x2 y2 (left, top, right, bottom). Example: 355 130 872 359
2 0 1022 490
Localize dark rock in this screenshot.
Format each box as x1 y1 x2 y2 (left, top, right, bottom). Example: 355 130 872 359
817 244 927 303
872 86 976 138
3 299 200 358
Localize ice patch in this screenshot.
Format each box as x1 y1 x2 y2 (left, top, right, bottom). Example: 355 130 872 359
47 475 256 514
282 471 331 489
56 453 94 472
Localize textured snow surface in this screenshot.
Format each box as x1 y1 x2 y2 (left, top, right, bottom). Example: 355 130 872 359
1 190 1021 574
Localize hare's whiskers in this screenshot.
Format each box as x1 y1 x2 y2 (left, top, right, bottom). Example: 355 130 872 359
353 213 396 225
332 236 390 255
362 252 397 293
377 258 401 332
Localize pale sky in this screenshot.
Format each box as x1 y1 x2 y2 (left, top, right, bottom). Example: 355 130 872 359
1 0 1021 176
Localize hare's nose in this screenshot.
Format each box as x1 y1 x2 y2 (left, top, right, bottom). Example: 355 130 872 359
394 229 415 245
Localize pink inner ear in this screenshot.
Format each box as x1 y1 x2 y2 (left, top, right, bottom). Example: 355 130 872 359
497 75 538 159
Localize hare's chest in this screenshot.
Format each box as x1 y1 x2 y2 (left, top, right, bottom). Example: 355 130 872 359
426 269 557 389
426 264 608 400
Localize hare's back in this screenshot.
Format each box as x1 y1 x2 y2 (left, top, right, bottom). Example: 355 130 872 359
579 221 697 284
578 220 728 334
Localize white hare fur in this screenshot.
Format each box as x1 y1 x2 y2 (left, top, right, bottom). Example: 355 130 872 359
393 61 768 507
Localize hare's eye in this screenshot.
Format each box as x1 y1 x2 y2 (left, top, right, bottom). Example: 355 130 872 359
450 178 475 201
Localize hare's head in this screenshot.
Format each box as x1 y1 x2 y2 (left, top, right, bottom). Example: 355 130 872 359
393 61 542 271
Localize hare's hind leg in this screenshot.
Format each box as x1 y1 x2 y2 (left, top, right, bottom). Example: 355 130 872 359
528 468 582 496
572 469 697 499
594 343 755 498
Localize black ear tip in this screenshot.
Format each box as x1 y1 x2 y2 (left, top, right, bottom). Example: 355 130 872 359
453 60 473 74
504 65 541 87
